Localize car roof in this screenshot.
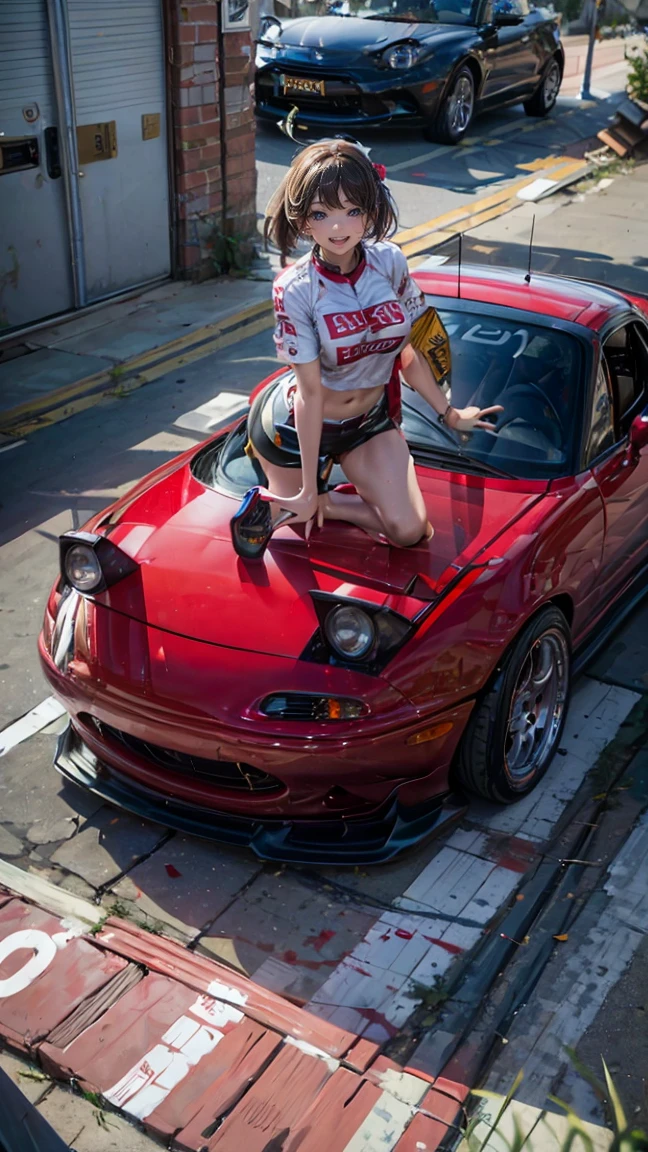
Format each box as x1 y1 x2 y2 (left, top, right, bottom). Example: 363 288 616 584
412 262 632 331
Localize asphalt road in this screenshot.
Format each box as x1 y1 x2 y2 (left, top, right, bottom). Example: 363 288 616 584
256 88 623 231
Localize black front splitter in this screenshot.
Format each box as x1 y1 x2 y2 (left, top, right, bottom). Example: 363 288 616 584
54 723 466 866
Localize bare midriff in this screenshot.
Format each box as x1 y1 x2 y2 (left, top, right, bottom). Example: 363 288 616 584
321 383 385 422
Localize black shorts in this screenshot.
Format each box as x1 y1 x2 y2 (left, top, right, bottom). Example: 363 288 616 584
247 378 397 482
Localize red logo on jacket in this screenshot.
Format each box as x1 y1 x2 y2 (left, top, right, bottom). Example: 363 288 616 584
324 299 405 340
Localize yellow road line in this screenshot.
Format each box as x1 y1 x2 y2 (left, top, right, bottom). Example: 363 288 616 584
396 158 587 258
5 311 274 438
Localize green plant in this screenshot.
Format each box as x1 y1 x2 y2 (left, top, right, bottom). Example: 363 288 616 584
626 41 648 104
207 227 255 276
460 1059 648 1151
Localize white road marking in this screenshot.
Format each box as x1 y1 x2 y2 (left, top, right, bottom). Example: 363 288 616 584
0 439 26 454
0 697 67 757
173 390 247 434
301 682 640 1040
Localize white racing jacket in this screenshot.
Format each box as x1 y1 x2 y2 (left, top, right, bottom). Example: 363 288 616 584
272 240 428 393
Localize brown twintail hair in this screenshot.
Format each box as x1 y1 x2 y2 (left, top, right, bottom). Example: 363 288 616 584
264 139 397 265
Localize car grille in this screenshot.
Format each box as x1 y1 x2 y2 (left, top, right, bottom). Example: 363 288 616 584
80 715 281 793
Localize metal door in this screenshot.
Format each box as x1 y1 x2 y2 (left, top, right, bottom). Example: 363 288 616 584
0 1 73 329
67 0 171 300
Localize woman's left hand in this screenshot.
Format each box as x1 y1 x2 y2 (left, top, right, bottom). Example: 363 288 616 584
447 404 504 433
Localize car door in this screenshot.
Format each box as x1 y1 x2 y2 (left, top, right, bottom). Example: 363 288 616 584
479 0 539 104
589 318 648 603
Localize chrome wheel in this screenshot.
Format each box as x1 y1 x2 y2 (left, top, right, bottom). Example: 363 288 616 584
543 61 561 109
505 628 569 782
448 72 474 137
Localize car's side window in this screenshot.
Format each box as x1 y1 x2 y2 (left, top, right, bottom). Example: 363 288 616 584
585 358 614 464
603 321 648 440
491 0 529 16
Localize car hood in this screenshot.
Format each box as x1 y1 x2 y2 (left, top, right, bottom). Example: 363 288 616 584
260 15 466 57
90 456 546 659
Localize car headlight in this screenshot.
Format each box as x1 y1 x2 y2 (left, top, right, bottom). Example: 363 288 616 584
64 545 103 592
59 531 138 595
325 605 376 660
383 42 422 69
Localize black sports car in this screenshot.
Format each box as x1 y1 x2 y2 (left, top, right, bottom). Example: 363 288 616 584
255 0 564 142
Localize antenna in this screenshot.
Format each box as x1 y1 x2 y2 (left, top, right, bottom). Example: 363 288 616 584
524 214 536 284
457 231 462 300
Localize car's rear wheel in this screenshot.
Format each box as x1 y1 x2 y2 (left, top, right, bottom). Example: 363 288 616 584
456 606 571 803
523 56 562 117
424 64 475 144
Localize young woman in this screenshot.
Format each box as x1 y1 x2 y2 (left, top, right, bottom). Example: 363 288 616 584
232 138 501 557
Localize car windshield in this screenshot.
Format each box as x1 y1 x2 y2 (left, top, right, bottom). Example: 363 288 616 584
275 0 477 25
401 305 583 479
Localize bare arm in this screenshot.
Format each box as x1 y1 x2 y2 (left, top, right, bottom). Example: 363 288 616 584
400 343 503 431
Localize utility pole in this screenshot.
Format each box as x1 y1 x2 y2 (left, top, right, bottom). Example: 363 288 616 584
580 0 602 100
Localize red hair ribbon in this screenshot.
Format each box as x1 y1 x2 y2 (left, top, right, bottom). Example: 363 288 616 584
373 163 387 180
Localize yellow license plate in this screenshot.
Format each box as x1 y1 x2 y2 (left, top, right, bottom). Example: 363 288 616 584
281 75 325 96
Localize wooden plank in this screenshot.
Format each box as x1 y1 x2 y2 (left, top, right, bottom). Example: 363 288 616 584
597 129 630 157
205 1041 335 1150
0 900 126 1054
282 1069 382 1152
156 1021 282 1147
394 1079 468 1151
97 919 359 1059
342 1035 380 1074
0 859 100 926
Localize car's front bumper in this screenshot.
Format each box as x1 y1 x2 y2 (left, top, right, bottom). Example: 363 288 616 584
255 64 438 126
56 722 466 864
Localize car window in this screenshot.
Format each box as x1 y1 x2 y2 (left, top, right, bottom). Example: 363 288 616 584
400 306 583 479
603 322 648 439
491 0 530 16
585 359 614 464
278 0 479 24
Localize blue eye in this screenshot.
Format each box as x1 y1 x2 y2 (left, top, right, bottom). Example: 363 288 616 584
348 208 362 217
310 210 326 221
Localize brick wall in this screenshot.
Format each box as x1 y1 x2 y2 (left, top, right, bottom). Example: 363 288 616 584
167 0 257 278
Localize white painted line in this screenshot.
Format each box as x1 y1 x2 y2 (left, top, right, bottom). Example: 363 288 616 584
174 390 247 434
0 859 99 926
297 681 641 1041
517 177 558 201
0 697 67 757
342 1079 428 1151
0 439 26 454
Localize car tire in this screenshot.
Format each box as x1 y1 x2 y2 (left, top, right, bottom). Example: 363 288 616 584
523 56 562 117
456 605 571 803
424 64 475 144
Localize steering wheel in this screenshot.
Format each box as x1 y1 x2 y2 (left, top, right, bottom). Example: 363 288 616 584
495 381 563 442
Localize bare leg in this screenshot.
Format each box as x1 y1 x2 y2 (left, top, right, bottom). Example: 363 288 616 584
340 429 431 547
253 450 387 536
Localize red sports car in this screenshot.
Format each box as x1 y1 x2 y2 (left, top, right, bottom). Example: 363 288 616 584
39 265 648 863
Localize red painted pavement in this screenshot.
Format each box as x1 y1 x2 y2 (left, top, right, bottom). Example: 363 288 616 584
0 886 471 1150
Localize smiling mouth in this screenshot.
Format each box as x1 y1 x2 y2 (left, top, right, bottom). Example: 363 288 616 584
329 237 350 244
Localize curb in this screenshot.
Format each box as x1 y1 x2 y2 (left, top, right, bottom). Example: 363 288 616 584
0 299 274 440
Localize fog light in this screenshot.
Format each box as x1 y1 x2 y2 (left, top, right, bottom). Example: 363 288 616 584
260 693 366 720
64 545 103 592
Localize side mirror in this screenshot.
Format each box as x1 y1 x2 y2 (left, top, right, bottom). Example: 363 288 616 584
629 411 648 454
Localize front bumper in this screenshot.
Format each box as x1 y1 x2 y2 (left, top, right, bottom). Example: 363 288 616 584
255 65 432 126
56 722 466 864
